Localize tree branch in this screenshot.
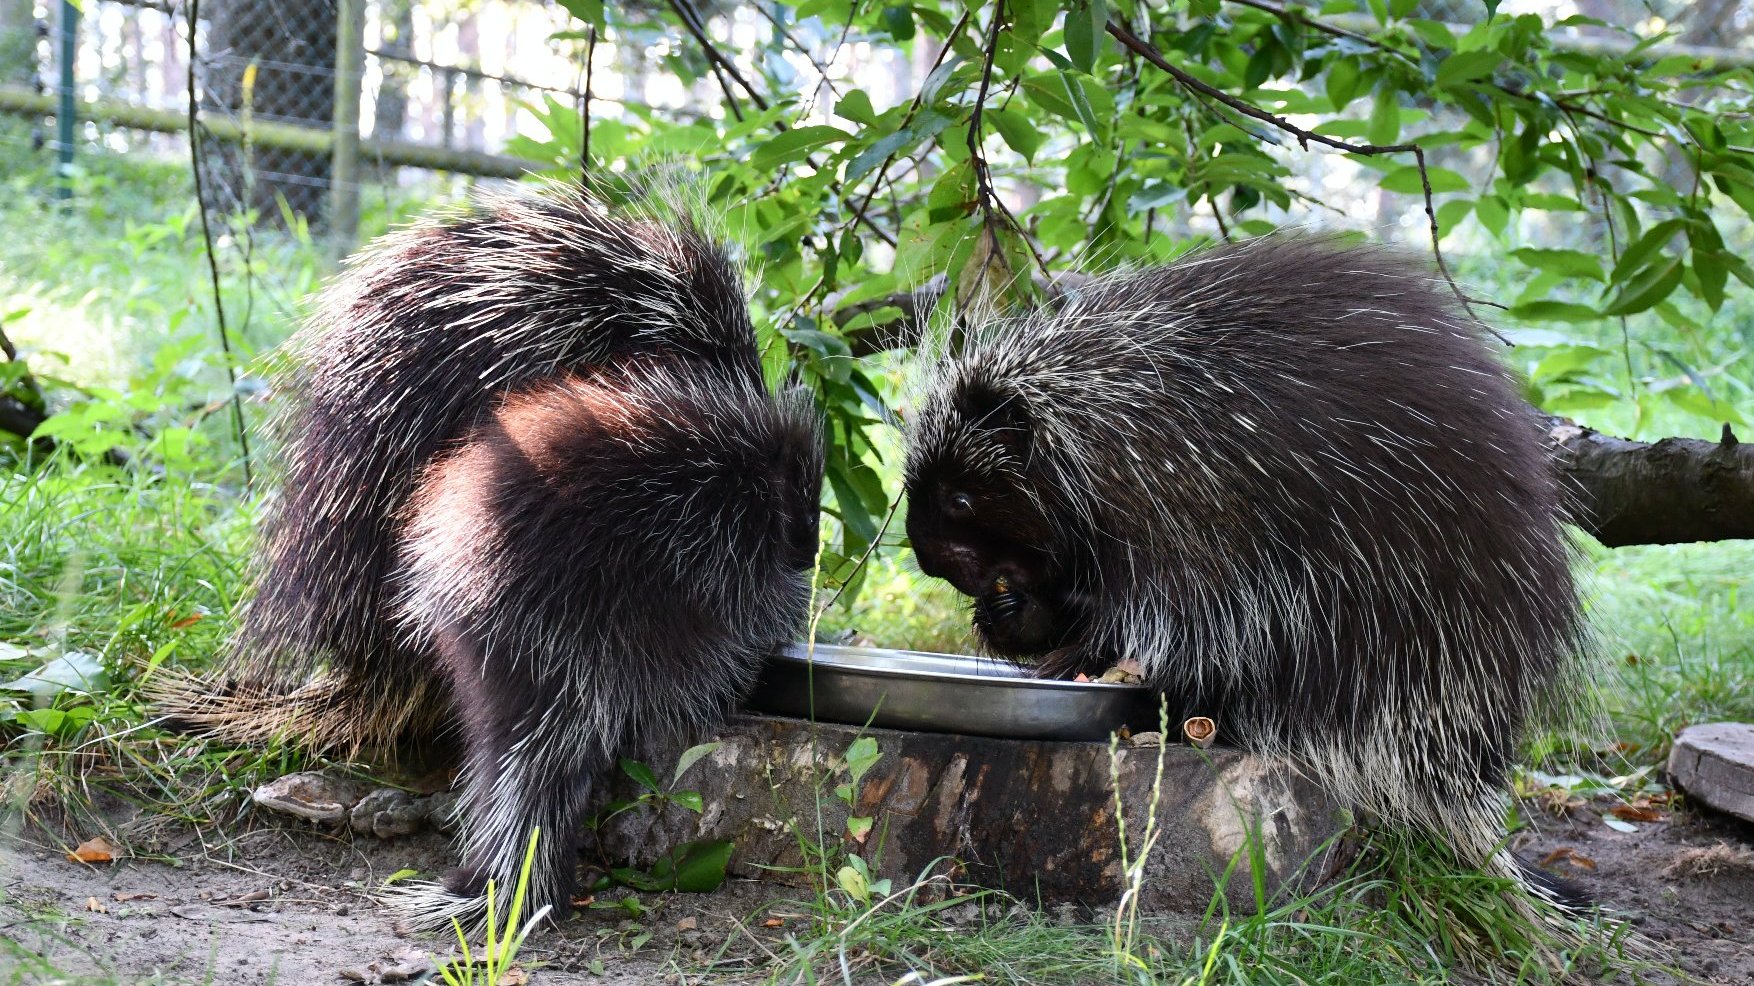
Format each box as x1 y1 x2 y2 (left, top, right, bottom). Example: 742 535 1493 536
1545 417 1754 547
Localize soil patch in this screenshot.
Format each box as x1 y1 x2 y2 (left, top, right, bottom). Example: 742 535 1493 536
3 795 1752 984
1513 800 1754 985
1 820 794 985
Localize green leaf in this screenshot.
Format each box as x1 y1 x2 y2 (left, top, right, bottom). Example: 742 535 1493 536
1435 198 1472 235
555 0 604 28
750 125 852 171
670 839 733 892
1379 166 1469 194
671 791 705 814
1609 219 1685 283
836 90 878 127
1602 256 1683 317
0 650 107 698
881 4 915 40
1509 300 1600 323
1509 248 1605 282
1325 59 1361 111
1367 89 1401 146
847 815 874 840
836 863 871 903
1531 344 1612 382
846 110 952 183
1694 253 1728 311
1064 0 1107 74
620 758 662 793
1474 195 1509 236
1435 50 1501 88
13 708 65 737
671 741 722 785
988 106 1042 163
844 735 881 784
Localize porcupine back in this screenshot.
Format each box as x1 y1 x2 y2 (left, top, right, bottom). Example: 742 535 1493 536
911 238 1587 886
161 183 764 751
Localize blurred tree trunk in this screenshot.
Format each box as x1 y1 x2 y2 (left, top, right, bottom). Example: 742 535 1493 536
203 0 337 225
372 0 414 150
0 0 34 87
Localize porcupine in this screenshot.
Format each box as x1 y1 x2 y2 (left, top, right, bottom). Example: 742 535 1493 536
154 182 823 932
902 238 1587 903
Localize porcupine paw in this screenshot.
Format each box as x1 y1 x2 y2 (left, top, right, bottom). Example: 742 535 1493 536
380 865 565 938
378 878 493 938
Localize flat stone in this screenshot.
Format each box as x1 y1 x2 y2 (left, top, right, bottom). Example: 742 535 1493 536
1669 722 1754 823
597 714 1345 914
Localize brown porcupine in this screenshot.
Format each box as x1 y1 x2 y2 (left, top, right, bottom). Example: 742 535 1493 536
155 183 823 932
902 239 1587 904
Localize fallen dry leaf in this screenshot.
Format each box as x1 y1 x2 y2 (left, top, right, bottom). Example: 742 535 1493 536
169 613 203 630
497 967 528 985
67 837 115 864
762 917 784 928
1538 846 1597 871
1610 804 1664 823
112 892 156 902
675 915 698 931
84 897 107 913
219 888 271 907
570 895 596 908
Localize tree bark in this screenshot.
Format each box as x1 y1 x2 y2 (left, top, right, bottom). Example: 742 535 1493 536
0 0 34 87
1544 417 1754 548
597 715 1345 913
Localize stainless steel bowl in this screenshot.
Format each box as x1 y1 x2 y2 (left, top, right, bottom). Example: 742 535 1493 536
744 643 1162 742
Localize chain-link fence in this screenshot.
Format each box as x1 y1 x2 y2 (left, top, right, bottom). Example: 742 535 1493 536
1 0 590 235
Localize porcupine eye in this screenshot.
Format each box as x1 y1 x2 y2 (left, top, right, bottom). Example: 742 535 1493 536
945 492 975 520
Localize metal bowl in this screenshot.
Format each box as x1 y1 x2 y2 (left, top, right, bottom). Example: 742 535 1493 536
743 642 1161 742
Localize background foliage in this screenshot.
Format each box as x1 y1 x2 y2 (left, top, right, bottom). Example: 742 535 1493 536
511 0 1754 605
1 2 1751 981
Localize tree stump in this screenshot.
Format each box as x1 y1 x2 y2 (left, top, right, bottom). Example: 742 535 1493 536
598 715 1345 913
1669 722 1754 823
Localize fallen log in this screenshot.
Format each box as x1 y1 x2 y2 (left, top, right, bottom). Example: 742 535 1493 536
1544 417 1754 547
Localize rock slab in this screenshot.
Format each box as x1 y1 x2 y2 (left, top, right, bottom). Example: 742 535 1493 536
597 714 1345 914
1669 722 1754 823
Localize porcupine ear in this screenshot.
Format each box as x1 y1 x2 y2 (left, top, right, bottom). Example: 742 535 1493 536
955 380 1033 459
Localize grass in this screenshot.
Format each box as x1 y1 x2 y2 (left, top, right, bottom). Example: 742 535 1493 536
0 136 1749 984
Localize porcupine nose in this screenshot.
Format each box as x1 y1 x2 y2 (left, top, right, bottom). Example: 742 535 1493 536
910 537 989 598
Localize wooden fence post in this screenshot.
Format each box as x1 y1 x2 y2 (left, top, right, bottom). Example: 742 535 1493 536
55 0 77 201
329 0 366 257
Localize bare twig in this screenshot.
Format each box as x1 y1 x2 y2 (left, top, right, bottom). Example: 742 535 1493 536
751 4 843 105
817 496 902 616
965 1 1049 279
770 12 971 335
186 0 253 491
666 0 769 112
580 23 598 177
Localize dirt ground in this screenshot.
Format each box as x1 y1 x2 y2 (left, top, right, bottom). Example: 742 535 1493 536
1511 800 1754 985
2 796 1752 985
0 820 793 986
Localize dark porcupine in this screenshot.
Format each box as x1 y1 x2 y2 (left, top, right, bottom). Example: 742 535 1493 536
903 239 1587 905
154 183 823 932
